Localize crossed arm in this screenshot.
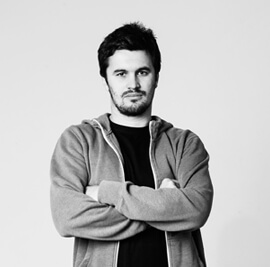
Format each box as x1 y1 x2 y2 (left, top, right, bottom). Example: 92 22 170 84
50 128 149 241
86 178 177 201
50 127 213 241
85 175 212 232
85 135 213 232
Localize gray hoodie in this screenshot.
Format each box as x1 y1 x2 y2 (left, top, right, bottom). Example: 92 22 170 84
50 113 213 267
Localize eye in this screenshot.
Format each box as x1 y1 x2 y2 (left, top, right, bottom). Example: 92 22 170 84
138 70 149 76
115 71 126 77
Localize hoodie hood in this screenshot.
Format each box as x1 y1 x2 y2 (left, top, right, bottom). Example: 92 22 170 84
82 113 173 140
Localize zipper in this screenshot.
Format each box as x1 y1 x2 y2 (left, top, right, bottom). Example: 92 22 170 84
149 121 171 267
164 233 172 267
93 119 125 177
93 119 124 267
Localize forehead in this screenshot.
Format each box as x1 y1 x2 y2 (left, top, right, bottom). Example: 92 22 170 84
107 50 153 71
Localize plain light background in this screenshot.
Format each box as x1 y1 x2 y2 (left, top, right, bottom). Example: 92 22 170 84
1 0 269 266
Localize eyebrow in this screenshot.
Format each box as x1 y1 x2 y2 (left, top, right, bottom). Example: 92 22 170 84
136 67 152 72
113 67 152 74
113 69 127 74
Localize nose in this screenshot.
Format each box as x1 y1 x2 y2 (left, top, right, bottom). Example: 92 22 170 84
127 74 140 90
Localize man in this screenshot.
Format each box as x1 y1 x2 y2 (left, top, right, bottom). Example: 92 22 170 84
50 22 213 267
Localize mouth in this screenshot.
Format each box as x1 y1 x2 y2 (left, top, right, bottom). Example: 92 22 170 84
124 93 143 98
122 90 146 99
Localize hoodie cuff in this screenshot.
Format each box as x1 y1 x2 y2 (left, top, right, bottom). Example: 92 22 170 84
98 180 122 207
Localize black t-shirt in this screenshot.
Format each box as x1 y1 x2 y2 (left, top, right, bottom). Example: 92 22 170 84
110 121 168 267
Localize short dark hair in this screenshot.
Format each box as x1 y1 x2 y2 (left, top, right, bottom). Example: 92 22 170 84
98 22 161 79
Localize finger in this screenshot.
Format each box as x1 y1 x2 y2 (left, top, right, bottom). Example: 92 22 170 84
160 178 177 188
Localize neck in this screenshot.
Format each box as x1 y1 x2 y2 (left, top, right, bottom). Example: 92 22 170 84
110 106 152 128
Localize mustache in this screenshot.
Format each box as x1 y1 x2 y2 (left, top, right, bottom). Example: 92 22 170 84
122 89 146 97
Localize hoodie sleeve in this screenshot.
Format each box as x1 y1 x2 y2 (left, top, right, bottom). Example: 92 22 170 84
50 126 147 241
98 131 213 232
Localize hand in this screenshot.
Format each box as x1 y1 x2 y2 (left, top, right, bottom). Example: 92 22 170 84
86 185 99 201
160 178 178 189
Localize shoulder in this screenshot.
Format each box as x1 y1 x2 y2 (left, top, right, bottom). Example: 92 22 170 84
158 117 199 143
158 119 206 152
58 119 101 146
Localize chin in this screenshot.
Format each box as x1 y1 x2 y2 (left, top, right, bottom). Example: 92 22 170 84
118 104 151 117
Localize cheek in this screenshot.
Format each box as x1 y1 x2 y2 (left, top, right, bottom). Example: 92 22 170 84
108 79 126 92
108 84 124 100
143 76 157 88
145 80 157 93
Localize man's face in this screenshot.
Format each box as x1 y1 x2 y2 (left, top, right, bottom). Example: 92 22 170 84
105 50 158 117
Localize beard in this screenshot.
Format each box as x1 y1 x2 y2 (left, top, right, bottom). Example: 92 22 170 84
108 87 154 117
114 100 150 116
